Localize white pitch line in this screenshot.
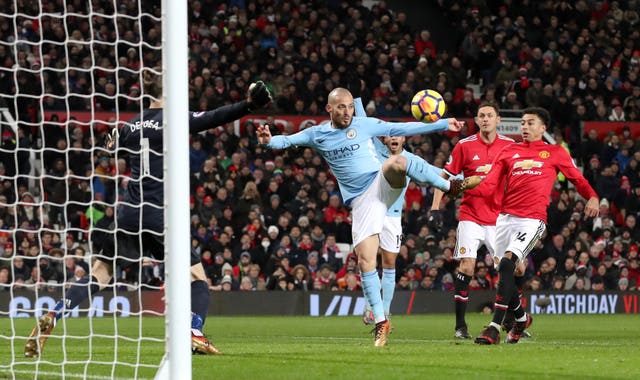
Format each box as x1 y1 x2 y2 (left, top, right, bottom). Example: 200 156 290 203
0 369 151 380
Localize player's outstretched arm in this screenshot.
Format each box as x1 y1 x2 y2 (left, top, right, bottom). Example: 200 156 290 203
189 80 272 134
374 117 464 138
584 197 600 219
445 118 465 132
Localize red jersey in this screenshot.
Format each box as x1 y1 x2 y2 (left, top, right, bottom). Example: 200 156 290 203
476 140 598 223
444 133 514 225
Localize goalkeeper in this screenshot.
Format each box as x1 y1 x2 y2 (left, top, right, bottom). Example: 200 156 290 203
25 67 272 357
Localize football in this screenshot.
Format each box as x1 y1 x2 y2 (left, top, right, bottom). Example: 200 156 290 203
411 89 446 123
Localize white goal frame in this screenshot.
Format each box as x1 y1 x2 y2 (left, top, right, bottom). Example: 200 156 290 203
156 0 191 379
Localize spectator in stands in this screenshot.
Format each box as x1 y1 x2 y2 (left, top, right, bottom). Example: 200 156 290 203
473 261 493 290
565 262 592 290
419 275 437 291
219 275 233 291
451 88 479 118
11 256 29 282
319 234 343 272
245 264 266 291
323 194 349 225
0 267 11 290
291 264 310 291
618 277 629 291
591 276 606 292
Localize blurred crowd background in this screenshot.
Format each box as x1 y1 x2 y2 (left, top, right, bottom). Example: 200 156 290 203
0 1 639 294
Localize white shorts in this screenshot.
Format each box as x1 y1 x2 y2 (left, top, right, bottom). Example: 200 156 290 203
380 215 402 253
350 171 403 247
454 221 497 260
495 213 546 262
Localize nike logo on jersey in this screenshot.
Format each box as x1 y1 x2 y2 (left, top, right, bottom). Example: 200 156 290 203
472 155 480 160
512 153 520 158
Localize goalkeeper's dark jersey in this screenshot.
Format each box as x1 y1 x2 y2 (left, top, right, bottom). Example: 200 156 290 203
116 101 251 233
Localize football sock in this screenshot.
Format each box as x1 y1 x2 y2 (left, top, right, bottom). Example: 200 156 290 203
405 154 450 191
512 275 526 319
502 310 515 327
381 268 396 316
491 257 516 326
191 313 204 332
454 272 472 330
52 276 100 321
515 274 526 291
191 280 210 326
361 270 385 323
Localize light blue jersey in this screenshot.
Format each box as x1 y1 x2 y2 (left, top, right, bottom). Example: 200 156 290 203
354 97 411 217
267 117 449 204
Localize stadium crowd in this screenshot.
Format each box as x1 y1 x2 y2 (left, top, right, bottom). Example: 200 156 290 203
0 1 639 295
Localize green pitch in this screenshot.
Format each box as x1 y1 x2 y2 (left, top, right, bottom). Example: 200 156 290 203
1 314 638 379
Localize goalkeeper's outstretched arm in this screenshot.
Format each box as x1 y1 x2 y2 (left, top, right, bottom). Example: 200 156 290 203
189 80 272 134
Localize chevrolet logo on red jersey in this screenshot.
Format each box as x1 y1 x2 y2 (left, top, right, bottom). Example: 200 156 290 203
475 164 492 174
513 159 544 169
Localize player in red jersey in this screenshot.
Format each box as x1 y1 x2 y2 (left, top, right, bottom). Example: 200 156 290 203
431 103 515 339
473 107 599 344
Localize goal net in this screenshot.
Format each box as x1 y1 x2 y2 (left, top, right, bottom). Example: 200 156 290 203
0 1 189 378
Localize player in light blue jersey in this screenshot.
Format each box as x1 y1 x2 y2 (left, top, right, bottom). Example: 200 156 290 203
257 88 470 346
353 97 445 325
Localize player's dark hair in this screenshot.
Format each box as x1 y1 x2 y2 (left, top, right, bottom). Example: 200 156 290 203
142 66 162 99
523 107 550 126
477 102 500 115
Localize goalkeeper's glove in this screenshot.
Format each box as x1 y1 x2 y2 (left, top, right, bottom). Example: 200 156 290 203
247 80 272 110
428 209 443 230
106 127 118 150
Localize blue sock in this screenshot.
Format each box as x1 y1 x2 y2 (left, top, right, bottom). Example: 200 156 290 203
361 270 385 323
191 312 203 331
191 280 210 327
381 269 396 316
53 276 100 321
405 154 449 191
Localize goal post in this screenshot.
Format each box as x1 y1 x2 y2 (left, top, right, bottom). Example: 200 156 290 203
159 0 192 378
0 1 191 378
